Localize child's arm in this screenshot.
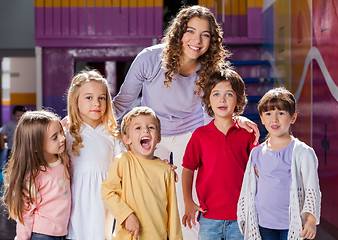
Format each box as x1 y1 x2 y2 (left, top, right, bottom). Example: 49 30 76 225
167 169 183 239
16 209 34 240
16 184 40 240
300 213 317 239
101 156 134 228
182 168 205 228
124 213 141 240
299 147 321 222
298 146 321 238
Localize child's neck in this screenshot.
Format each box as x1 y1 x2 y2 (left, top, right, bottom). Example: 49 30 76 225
83 119 101 129
267 135 293 151
44 154 59 164
213 116 234 135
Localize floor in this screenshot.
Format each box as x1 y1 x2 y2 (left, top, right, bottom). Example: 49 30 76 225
0 149 337 240
0 204 16 240
0 149 16 240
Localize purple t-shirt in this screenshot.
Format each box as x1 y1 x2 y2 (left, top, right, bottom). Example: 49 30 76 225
251 138 295 229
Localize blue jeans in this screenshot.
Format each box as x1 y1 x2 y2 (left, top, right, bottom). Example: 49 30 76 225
259 226 288 240
30 232 66 240
198 213 243 240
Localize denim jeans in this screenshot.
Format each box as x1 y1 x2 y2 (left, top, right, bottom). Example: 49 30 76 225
30 232 66 240
259 226 288 240
198 213 243 240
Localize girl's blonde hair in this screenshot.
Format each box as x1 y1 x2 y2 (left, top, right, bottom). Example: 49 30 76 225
121 106 161 137
2 110 71 224
67 69 118 155
162 5 231 95
258 87 297 137
121 107 161 151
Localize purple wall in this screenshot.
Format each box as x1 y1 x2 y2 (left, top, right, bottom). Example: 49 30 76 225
42 46 145 118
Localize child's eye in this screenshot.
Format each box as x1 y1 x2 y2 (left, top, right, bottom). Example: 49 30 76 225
149 126 155 130
264 112 271 116
186 30 194 34
227 93 233 97
99 96 106 101
202 33 210 38
213 93 219 97
135 127 141 130
279 111 286 115
86 96 92 100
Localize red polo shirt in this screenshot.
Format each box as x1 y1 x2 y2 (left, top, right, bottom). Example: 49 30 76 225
182 120 256 220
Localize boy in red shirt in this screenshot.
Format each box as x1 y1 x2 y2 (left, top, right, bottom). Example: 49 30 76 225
182 68 257 239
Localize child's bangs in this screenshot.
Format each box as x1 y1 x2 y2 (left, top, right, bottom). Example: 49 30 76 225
261 97 290 113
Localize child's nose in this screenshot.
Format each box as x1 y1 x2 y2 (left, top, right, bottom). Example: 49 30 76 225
94 98 100 106
272 114 278 121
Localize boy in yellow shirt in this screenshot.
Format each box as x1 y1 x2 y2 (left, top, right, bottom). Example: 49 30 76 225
101 106 182 240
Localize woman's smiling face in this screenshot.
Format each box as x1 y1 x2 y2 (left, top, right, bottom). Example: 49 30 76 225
181 17 211 62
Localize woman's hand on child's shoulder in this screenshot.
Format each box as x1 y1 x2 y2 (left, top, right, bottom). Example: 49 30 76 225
163 159 179 182
124 213 141 240
182 202 205 229
235 116 260 145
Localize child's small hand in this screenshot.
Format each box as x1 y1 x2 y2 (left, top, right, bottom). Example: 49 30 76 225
124 213 141 239
235 116 260 145
22 189 31 212
182 202 205 228
300 213 317 239
61 116 70 130
163 159 179 182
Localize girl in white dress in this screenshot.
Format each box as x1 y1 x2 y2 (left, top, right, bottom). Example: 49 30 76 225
65 69 124 240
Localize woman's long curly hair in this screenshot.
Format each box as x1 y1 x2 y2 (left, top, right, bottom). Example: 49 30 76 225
67 69 119 156
2 110 71 224
162 5 231 95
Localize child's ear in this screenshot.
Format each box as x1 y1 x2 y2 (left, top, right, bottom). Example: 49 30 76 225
157 135 161 144
260 115 265 125
122 135 132 145
291 113 298 124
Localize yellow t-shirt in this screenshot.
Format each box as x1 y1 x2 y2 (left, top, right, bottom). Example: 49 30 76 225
101 151 182 240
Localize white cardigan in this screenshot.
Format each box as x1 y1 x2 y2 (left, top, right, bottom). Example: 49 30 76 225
237 138 321 240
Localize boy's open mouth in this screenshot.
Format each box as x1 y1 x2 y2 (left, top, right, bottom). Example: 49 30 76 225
140 137 151 149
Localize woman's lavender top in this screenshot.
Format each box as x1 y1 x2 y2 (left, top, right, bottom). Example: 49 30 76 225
112 44 204 136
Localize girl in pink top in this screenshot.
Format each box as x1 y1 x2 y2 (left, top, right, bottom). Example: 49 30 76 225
2 110 72 240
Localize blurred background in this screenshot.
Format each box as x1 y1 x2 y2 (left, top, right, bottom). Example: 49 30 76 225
0 0 337 239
